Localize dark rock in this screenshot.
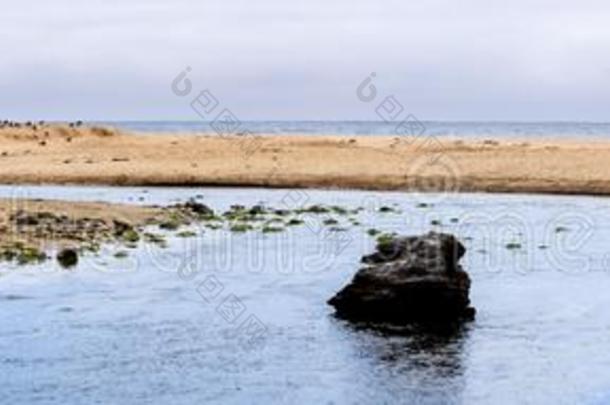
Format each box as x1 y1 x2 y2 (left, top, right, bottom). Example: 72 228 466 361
183 200 214 216
159 220 181 231
57 248 78 268
11 210 40 226
299 204 329 214
248 204 267 215
112 220 133 237
328 232 474 324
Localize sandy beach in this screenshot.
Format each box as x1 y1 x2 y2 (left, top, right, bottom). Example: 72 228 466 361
1 124 610 195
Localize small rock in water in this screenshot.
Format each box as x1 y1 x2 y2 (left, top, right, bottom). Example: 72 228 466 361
57 248 78 268
112 220 133 237
184 200 214 216
328 232 475 324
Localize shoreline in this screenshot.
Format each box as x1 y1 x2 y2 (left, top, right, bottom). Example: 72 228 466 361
0 197 221 265
2 124 610 195
5 181 610 198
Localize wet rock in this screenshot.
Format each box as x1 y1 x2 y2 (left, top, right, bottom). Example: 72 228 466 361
109 220 139 242
57 248 78 268
183 200 214 216
328 232 474 324
122 229 140 243
222 205 251 221
0 242 47 265
297 204 330 214
112 220 133 237
11 210 40 226
159 220 181 231
248 204 267 216
169 199 214 219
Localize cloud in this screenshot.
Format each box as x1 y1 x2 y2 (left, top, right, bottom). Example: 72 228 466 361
1 0 609 120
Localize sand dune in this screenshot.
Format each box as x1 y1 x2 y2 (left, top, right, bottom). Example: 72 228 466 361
1 124 610 195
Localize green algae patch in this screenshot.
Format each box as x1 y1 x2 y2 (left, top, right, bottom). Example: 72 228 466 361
230 223 254 233
176 231 198 238
262 226 284 234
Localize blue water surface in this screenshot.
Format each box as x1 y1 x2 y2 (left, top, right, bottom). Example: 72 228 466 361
1 186 610 404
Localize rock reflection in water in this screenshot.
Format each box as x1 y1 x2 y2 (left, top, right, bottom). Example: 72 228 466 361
335 319 471 403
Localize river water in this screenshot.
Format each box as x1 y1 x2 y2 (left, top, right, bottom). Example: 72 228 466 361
1 186 610 404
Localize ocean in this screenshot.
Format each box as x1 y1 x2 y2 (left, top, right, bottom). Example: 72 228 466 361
94 120 610 139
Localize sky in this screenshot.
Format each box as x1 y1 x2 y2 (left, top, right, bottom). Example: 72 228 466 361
1 0 609 121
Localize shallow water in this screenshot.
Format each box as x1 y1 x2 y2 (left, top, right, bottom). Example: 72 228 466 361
1 186 610 404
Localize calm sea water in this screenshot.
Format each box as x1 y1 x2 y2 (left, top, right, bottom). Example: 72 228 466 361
2 186 610 404
93 121 610 138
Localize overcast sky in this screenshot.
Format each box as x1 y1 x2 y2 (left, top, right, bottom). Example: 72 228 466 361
1 0 609 121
